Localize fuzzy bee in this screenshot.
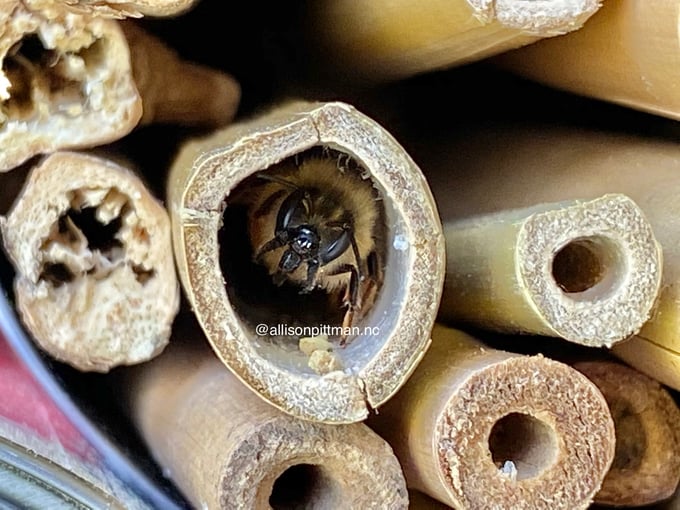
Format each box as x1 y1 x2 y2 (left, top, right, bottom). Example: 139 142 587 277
245 156 383 341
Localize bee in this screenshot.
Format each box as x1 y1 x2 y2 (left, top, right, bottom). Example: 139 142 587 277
245 155 383 342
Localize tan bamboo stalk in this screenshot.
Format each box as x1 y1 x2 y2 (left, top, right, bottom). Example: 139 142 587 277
418 124 680 391
368 325 615 510
167 100 445 423
495 0 680 120
0 2 141 172
1 151 179 371
121 21 241 128
23 0 198 18
442 193 661 347
128 333 409 510
573 360 680 507
301 0 602 83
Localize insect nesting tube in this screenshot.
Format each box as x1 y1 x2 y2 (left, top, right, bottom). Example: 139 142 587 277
168 101 445 423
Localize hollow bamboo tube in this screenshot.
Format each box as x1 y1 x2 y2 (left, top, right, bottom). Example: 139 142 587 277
23 0 198 18
167 100 445 423
121 21 241 128
368 324 615 510
494 0 680 121
417 124 680 390
301 0 602 83
0 3 142 172
573 360 680 507
442 194 662 347
128 334 409 510
0 151 179 372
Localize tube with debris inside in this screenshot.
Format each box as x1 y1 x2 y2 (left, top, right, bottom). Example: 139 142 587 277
368 324 615 510
1 151 179 372
0 2 141 172
167 100 445 424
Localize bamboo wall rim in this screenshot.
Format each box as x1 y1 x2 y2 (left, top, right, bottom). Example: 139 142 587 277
169 101 445 423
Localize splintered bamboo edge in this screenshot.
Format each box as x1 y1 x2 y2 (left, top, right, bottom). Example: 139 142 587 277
0 7 141 172
168 100 445 423
574 360 680 507
1 152 179 372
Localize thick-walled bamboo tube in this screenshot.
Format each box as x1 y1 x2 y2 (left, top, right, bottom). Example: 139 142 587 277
369 325 615 509
168 101 445 423
23 0 198 18
573 360 680 507
121 21 240 128
301 0 602 83
1 151 179 371
442 194 661 347
128 334 409 510
418 124 680 390
495 0 680 121
0 3 141 172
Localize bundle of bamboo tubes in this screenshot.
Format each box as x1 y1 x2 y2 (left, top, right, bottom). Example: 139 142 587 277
2 0 680 509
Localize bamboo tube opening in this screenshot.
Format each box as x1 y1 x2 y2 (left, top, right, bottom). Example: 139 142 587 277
37 191 155 289
551 236 624 299
169 101 444 422
220 147 390 372
269 463 343 509
2 33 105 125
488 412 558 481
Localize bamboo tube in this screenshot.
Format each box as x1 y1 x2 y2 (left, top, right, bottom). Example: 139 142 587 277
0 3 142 172
121 21 241 128
301 0 602 83
573 360 680 507
417 124 680 391
128 333 409 510
1 151 179 372
368 325 615 510
442 194 662 347
168 101 445 423
23 0 198 18
494 0 680 121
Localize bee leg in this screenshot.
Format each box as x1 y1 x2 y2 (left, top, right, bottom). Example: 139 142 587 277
328 263 360 346
300 259 319 294
254 235 286 263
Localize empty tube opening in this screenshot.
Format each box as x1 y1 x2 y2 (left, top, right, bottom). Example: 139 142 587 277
488 413 558 481
220 147 387 367
2 33 105 125
551 236 624 299
610 399 646 471
269 464 343 510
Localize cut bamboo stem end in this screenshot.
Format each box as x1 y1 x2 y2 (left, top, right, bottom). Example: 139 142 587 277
23 0 198 18
573 360 680 507
0 5 142 172
0 151 179 372
129 337 409 510
494 0 680 120
368 325 615 510
417 124 680 390
303 0 602 82
441 194 662 347
121 21 241 128
168 100 445 423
